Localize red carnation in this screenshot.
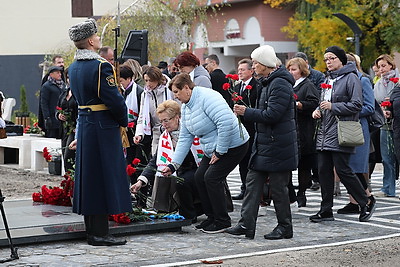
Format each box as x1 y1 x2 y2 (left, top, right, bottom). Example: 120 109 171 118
390 77 399 83
126 165 137 176
320 83 332 89
222 83 230 91
32 192 43 202
128 122 135 128
33 122 38 127
294 93 298 100
245 85 252 90
231 74 239 81
56 106 62 111
132 158 141 165
43 147 48 153
225 74 233 79
381 101 392 108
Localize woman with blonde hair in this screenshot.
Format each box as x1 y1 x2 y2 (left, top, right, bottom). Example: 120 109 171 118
131 100 203 221
374 54 400 197
286 57 319 207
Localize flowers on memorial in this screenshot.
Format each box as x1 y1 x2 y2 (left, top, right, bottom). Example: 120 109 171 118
32 172 74 207
24 122 44 135
42 147 61 162
109 207 185 224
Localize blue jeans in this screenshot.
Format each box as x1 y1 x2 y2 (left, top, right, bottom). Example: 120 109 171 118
380 129 397 196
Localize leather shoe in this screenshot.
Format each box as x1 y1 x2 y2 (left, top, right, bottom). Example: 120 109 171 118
359 205 374 222
264 225 293 240
309 211 334 223
232 192 244 200
225 224 255 239
87 234 127 246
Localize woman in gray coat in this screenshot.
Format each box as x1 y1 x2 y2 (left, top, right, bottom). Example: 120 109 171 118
311 46 375 223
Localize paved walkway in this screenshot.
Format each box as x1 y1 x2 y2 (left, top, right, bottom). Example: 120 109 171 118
0 167 400 266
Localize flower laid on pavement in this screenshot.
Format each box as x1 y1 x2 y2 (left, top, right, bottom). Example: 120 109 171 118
109 207 185 225
32 171 74 207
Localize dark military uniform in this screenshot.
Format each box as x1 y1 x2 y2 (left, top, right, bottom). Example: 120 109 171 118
69 54 131 216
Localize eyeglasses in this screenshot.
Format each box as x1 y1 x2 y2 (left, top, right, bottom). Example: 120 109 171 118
160 117 174 124
323 56 338 62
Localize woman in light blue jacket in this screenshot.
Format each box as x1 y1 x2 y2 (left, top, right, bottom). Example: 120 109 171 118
162 73 249 234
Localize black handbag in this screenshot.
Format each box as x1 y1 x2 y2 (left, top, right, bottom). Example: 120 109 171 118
367 100 385 133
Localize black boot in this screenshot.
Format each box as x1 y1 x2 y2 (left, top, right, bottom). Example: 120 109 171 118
297 191 307 208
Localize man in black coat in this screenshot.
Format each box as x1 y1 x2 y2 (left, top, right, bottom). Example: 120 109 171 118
204 54 230 104
227 45 298 240
40 66 65 138
231 58 259 200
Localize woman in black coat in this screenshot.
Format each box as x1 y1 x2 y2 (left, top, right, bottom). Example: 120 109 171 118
56 69 78 172
286 58 319 207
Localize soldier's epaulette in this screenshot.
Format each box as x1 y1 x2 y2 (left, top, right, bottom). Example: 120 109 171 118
97 58 108 63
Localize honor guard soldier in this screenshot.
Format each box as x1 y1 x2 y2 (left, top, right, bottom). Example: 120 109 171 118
68 18 132 246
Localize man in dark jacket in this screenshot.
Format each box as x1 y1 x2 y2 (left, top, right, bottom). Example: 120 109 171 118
231 58 259 200
204 54 230 104
68 18 131 246
226 45 298 240
40 66 65 138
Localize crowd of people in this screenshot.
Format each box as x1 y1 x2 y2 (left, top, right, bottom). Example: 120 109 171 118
35 17 400 246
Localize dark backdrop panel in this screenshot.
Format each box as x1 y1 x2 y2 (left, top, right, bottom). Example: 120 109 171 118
0 55 44 117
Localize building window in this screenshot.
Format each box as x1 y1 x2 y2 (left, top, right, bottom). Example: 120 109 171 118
71 0 93 17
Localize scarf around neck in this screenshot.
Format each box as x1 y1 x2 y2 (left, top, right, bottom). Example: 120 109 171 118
48 76 65 89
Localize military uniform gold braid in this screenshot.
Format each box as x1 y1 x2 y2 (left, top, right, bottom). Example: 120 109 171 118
97 61 130 148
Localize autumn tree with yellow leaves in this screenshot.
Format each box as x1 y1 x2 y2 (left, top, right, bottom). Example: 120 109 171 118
264 0 400 71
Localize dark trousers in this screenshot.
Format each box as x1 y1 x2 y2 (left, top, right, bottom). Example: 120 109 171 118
318 151 368 213
298 154 314 193
311 153 319 183
61 132 76 172
84 214 109 237
238 135 254 193
239 170 292 231
176 169 203 219
195 142 248 226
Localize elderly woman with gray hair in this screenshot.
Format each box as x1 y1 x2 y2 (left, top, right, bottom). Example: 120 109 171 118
227 45 298 240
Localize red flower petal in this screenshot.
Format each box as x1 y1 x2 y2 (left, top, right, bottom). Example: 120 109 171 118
222 83 230 90
132 158 141 165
